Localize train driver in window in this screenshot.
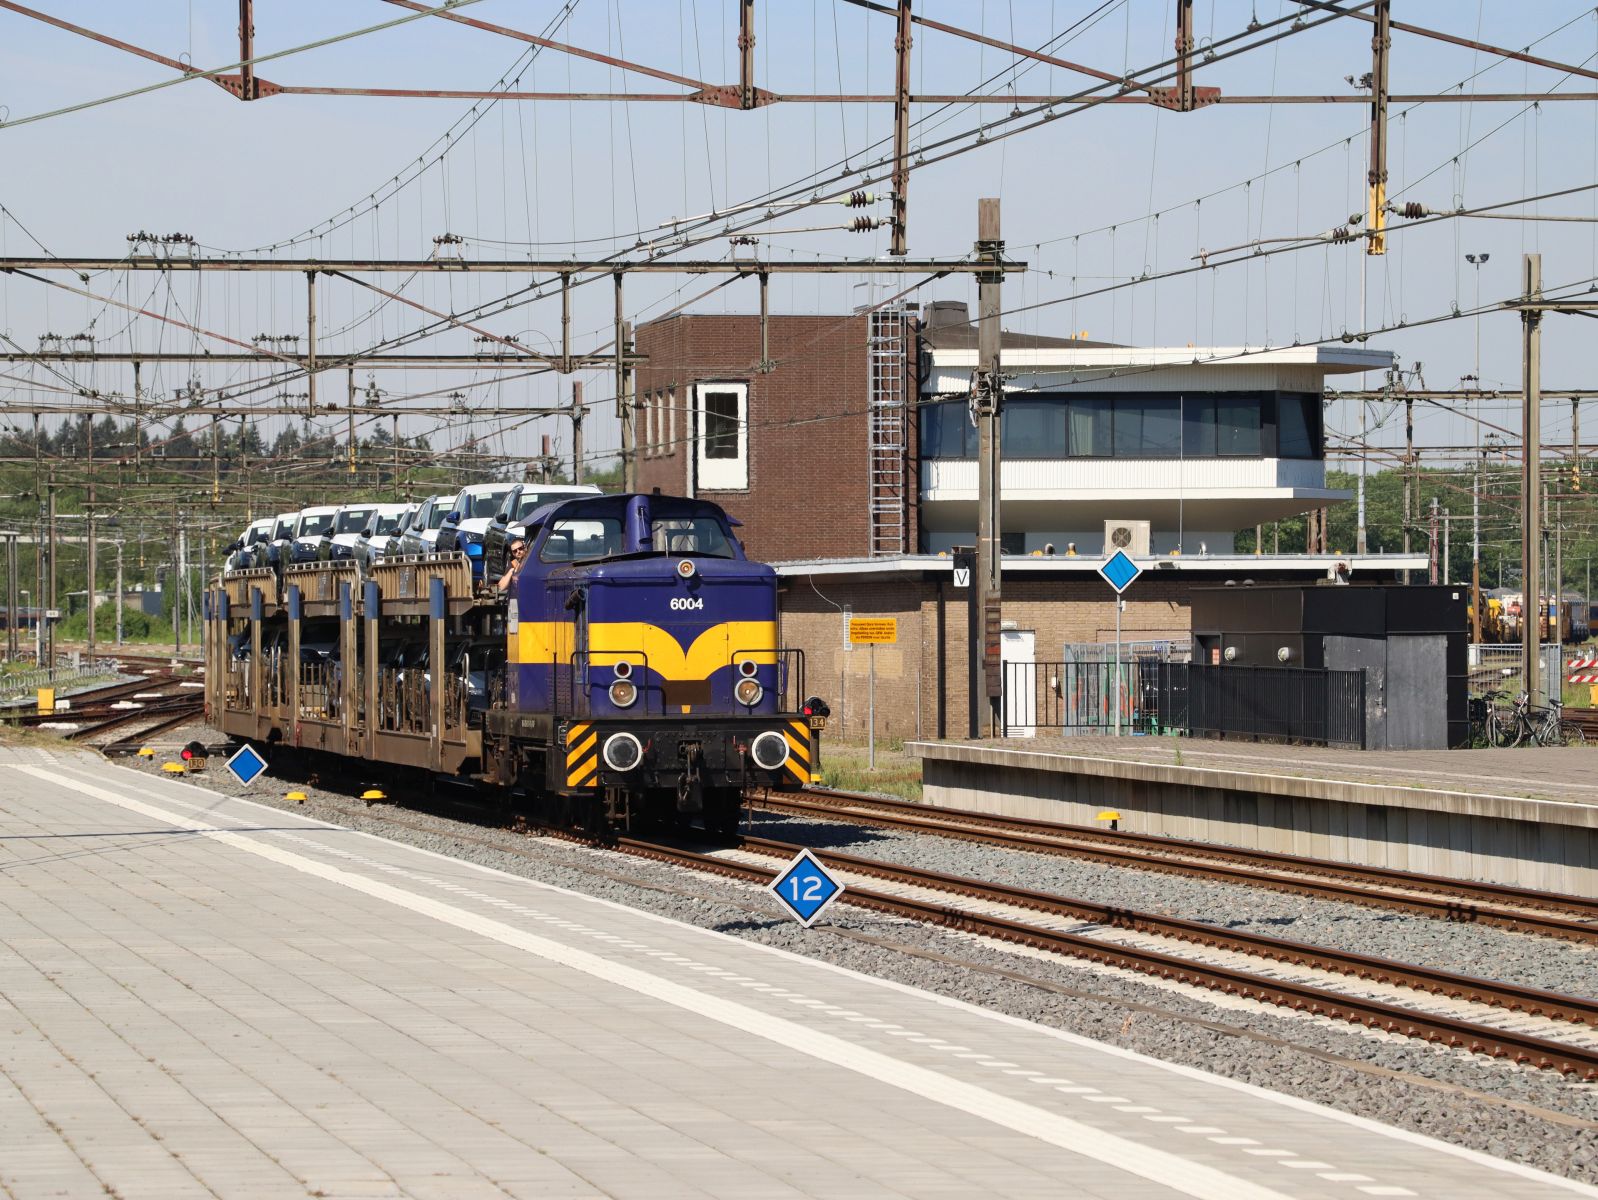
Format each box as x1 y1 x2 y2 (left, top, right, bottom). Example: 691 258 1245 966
495 537 528 593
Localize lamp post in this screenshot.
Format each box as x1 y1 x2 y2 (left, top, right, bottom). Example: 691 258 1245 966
1465 252 1490 644
1465 253 1490 381
21 590 35 662
113 540 124 646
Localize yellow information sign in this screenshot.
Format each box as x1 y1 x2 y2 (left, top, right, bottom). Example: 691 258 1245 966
848 617 898 645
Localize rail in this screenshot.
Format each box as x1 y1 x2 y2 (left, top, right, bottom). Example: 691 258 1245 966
756 788 1598 943
615 832 1598 1079
228 780 1598 1080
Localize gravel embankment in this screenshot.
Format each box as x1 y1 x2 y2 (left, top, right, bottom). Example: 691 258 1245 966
744 809 1598 998
112 744 1598 1184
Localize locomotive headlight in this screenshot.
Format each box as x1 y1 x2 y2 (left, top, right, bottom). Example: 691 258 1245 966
602 732 643 772
608 679 638 708
734 677 763 707
750 730 789 771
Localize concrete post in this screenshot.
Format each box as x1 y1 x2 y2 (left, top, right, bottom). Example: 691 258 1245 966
1522 252 1543 705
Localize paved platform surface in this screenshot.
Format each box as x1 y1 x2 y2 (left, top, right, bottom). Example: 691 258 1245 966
915 736 1598 823
0 746 1591 1200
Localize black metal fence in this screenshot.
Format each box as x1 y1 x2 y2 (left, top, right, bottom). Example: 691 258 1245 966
1177 664 1366 747
1003 660 1366 748
1001 658 1171 736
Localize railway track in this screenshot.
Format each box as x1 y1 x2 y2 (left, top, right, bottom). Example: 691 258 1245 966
0 656 205 747
19 680 200 725
753 788 1598 944
8 676 180 724
142 769 1598 1080
69 694 206 750
615 832 1598 1080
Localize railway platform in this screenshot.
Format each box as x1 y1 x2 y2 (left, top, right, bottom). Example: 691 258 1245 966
911 737 1598 894
0 744 1589 1200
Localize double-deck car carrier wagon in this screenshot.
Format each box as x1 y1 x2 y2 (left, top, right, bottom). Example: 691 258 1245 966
204 492 826 832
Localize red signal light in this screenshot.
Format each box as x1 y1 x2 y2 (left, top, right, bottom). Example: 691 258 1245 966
180 747 193 760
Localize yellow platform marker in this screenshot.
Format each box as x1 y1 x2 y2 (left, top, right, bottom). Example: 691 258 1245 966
285 791 308 803
1096 809 1121 831
136 747 156 758
361 789 386 805
161 762 186 774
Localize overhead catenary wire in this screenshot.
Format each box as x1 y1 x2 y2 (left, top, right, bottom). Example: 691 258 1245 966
6 7 1591 488
0 0 492 132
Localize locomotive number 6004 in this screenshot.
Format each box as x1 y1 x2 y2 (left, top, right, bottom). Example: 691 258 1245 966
669 596 705 611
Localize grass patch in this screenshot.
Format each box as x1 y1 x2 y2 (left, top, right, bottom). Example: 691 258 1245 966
816 742 923 802
0 722 71 749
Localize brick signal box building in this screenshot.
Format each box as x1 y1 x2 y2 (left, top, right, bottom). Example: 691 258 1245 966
632 311 908 563
632 302 1091 562
631 303 1422 744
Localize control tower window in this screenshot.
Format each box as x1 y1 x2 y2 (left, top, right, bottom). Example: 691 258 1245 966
694 381 748 490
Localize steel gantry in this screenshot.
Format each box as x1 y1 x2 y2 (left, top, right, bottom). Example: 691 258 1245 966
0 254 1027 492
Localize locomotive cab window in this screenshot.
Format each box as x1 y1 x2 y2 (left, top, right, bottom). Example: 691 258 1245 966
540 516 624 563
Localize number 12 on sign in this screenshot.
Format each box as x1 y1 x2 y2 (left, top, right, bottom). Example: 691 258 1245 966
766 847 846 928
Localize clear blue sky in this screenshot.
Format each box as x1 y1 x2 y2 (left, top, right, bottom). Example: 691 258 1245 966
3 1 1596 477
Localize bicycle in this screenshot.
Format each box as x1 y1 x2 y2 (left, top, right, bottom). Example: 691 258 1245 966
1470 688 1516 748
1530 696 1586 747
1500 693 1587 747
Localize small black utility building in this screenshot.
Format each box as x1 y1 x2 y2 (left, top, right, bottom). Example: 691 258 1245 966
1189 583 1468 749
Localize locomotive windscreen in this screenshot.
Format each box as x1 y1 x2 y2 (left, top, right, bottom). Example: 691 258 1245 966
533 495 741 564
648 499 736 557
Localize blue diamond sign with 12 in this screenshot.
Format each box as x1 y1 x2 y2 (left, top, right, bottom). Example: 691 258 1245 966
767 847 845 927
224 744 269 788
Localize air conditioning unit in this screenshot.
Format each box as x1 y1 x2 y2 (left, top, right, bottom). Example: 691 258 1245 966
1103 519 1151 558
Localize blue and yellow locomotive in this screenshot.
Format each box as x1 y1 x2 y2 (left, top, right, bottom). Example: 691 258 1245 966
487 491 818 830
209 492 822 834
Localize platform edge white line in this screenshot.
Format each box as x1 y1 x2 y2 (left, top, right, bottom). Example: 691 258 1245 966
12 761 1298 1200
36 753 1598 1198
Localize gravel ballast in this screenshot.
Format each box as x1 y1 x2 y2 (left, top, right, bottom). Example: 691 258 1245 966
103 743 1598 1185
744 809 1598 998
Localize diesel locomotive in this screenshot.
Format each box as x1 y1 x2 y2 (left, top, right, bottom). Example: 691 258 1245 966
206 491 824 833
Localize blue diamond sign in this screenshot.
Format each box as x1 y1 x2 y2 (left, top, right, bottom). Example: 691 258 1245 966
1098 548 1143 595
767 847 845 928
224 743 269 788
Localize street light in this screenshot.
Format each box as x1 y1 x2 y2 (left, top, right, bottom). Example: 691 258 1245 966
1465 253 1490 644
1465 253 1490 384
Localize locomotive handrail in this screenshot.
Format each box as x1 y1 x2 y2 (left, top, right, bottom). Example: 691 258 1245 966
731 646 805 712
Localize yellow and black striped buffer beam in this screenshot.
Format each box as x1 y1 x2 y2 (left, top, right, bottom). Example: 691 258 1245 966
784 720 814 784
565 722 597 789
